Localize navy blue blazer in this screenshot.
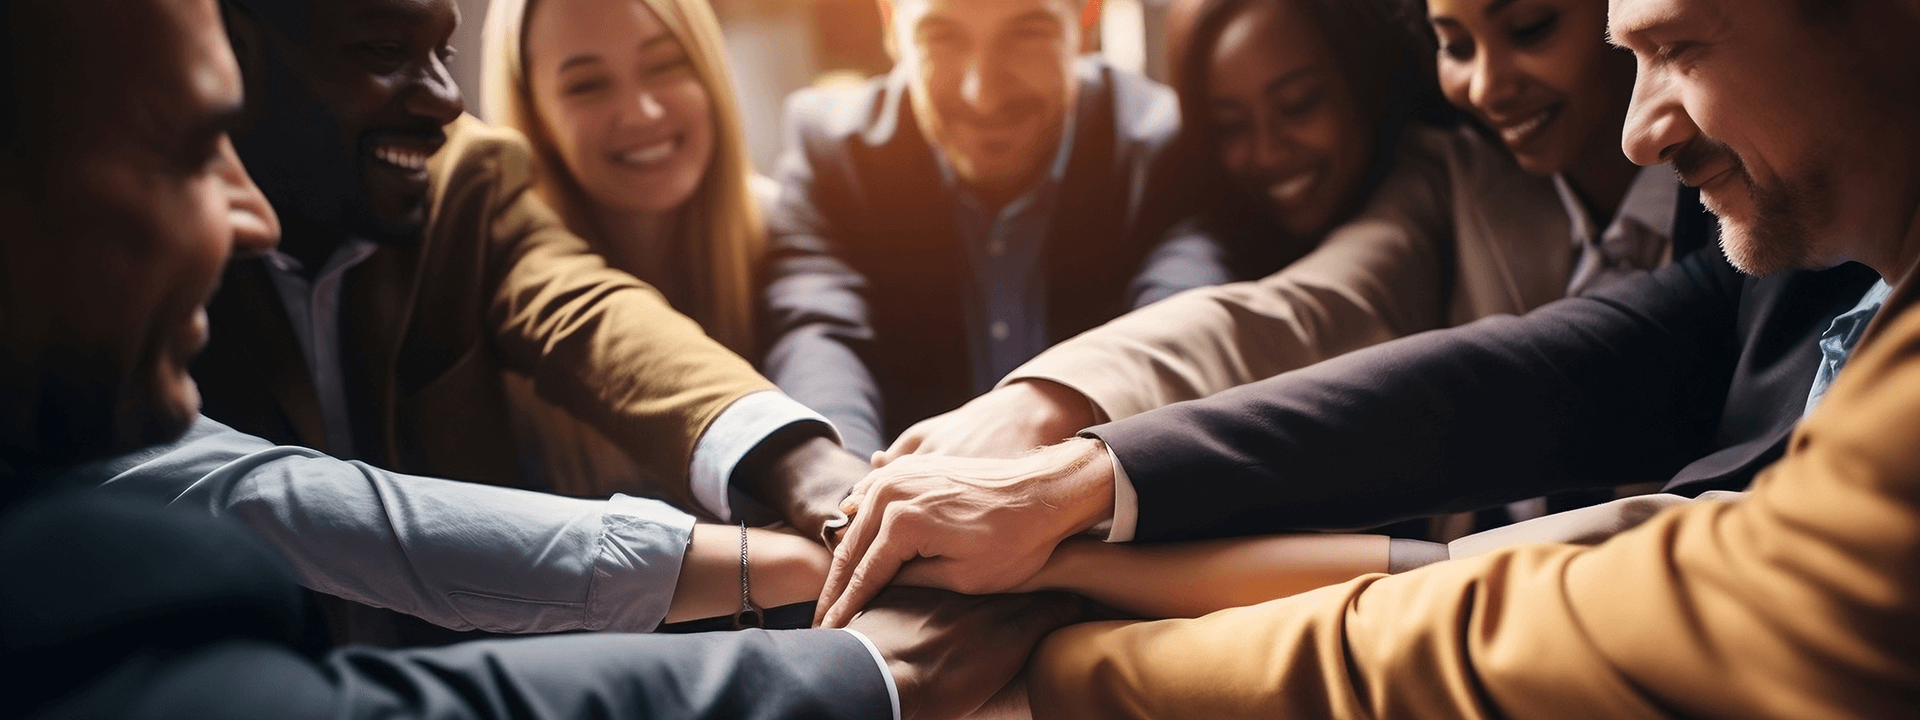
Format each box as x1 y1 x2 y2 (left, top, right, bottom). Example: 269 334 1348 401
1089 243 1882 542
762 58 1222 456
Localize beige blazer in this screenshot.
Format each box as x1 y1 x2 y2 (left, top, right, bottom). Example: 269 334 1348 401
1005 125 1570 421
1030 265 1920 719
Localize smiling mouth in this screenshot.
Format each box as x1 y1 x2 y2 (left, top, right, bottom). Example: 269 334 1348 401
1268 170 1321 206
372 143 432 172
613 138 680 168
1496 104 1562 148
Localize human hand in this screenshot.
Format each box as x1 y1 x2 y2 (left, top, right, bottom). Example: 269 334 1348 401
737 433 865 544
815 437 1116 627
847 587 1085 720
873 380 1098 468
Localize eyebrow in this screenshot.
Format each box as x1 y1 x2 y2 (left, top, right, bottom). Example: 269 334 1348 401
556 34 679 73
1607 7 1686 49
1430 0 1523 27
1262 66 1319 97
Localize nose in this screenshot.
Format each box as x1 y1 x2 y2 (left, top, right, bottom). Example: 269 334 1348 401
218 136 280 258
1621 65 1695 166
1466 45 1521 117
956 53 1012 114
1253 113 1299 172
630 89 667 123
405 51 466 126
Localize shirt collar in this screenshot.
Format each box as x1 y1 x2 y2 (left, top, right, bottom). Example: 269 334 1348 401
264 237 380 281
1552 163 1679 252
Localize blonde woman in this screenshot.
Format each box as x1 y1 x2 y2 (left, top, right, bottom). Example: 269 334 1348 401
483 0 771 500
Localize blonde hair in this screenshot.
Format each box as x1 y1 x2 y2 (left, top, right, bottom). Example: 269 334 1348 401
481 0 763 354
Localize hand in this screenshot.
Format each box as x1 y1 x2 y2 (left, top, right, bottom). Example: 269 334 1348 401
847 587 1085 720
736 432 866 544
815 438 1116 627
873 380 1097 468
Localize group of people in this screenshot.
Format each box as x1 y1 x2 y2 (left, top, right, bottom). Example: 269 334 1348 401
2 0 1919 716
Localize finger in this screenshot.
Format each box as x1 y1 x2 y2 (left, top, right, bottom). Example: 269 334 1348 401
822 511 920 628
839 471 883 516
815 485 887 625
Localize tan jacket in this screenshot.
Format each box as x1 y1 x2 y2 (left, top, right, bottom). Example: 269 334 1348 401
195 115 771 507
1030 266 1920 718
1005 126 1570 421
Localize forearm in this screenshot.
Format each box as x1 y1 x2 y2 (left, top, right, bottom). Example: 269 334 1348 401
87 420 692 633
667 524 831 624
1009 218 1446 423
1023 535 1389 619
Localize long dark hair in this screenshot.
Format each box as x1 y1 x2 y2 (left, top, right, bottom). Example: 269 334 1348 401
1165 0 1451 273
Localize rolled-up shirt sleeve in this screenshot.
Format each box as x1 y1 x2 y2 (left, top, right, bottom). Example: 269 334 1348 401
65 416 695 634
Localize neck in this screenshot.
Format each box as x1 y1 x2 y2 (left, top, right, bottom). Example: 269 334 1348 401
588 204 678 276
1562 150 1643 228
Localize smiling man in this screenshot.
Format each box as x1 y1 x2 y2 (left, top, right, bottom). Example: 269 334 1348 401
762 0 1225 458
188 0 873 643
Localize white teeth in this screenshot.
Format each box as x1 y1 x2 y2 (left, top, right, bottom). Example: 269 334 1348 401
1269 173 1316 204
1501 108 1555 145
618 141 676 166
374 146 428 171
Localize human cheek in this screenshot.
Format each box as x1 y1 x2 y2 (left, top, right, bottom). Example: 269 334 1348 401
1437 55 1477 115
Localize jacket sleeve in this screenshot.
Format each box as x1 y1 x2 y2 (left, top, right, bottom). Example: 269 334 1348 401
1090 246 1747 541
761 95 886 458
74 417 695 634
1005 138 1456 422
1030 274 1920 720
447 117 775 492
104 630 894 720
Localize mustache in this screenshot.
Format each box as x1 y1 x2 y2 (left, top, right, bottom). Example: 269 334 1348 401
1669 135 1742 187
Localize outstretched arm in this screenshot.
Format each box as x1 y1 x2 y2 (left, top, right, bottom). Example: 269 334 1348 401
1019 535 1390 620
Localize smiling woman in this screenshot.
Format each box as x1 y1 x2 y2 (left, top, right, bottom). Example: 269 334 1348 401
481 0 764 497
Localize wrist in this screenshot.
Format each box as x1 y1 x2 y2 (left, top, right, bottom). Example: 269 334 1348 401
736 431 859 537
1032 437 1115 538
1009 379 1099 436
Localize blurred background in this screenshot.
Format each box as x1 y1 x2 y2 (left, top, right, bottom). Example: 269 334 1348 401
448 0 1175 172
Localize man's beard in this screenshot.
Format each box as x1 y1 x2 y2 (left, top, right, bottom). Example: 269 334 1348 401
1673 135 1833 276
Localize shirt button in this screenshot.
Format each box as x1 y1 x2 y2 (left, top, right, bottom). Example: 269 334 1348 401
991 320 1010 341
987 238 1006 257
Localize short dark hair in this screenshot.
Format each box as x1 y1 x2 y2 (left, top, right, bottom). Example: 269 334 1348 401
1800 0 1854 22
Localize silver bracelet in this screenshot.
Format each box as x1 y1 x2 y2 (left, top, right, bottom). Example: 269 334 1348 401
732 522 765 630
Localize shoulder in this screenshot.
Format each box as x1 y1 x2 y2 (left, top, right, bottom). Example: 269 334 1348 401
428 114 539 202
782 74 898 149
1090 59 1179 148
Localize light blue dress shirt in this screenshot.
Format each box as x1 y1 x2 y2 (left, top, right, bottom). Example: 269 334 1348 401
1806 278 1894 415
935 111 1081 394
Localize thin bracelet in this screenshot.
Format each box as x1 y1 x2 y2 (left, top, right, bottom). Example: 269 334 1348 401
732 522 765 630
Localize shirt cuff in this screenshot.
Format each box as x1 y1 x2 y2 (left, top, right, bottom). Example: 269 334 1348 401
841 628 904 720
1103 444 1139 543
588 494 699 632
690 390 839 521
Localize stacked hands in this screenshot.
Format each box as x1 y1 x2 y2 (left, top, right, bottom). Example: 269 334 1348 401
804 381 1109 719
